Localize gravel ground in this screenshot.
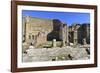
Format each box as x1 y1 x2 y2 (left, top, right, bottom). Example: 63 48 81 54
22 46 90 62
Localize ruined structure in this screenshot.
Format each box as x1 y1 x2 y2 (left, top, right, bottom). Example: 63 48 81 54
59 23 69 46
69 23 90 45
23 16 53 47
22 16 90 48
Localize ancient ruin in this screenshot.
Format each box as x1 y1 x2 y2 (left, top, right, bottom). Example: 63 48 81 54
22 16 90 48
22 16 90 62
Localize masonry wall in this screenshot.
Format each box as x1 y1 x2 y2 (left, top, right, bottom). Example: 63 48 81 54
24 16 54 45
23 16 90 47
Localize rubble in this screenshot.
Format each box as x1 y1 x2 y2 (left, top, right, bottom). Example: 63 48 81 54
23 45 90 62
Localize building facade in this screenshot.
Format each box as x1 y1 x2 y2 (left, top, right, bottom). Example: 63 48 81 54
22 16 90 48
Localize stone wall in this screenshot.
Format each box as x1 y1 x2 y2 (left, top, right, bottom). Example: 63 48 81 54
22 16 90 48
35 31 47 47
23 16 54 46
69 23 90 45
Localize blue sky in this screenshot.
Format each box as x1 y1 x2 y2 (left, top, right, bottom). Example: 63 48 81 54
22 10 90 26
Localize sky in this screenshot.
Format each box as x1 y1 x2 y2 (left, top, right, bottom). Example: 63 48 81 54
22 10 90 26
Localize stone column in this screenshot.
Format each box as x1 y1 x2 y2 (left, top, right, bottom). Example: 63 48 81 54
62 27 66 46
83 38 87 45
59 23 63 41
52 39 56 47
22 17 25 42
66 25 69 46
25 16 31 43
73 30 78 45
